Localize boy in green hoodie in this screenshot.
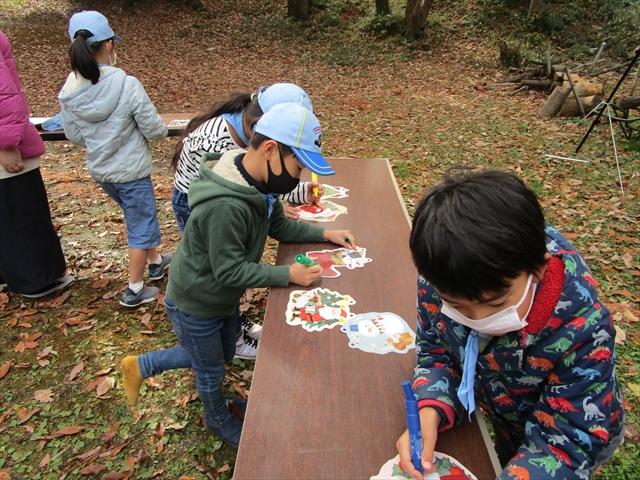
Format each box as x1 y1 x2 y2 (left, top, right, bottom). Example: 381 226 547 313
121 103 355 447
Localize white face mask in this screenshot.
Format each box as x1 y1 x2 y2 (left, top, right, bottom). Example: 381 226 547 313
440 274 536 336
108 50 117 66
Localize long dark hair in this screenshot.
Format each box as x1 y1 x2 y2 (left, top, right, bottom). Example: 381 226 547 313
170 91 264 171
69 30 107 84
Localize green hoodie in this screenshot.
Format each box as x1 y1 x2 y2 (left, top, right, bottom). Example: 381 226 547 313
166 150 325 318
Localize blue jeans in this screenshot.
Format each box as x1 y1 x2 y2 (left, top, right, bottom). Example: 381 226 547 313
99 176 161 249
171 187 191 234
138 296 242 440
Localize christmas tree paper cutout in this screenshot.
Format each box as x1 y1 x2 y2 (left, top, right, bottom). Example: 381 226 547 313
321 184 349 199
306 247 372 278
286 288 356 331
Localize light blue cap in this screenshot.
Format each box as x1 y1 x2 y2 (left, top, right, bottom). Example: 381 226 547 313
257 83 313 114
69 11 121 44
254 103 334 176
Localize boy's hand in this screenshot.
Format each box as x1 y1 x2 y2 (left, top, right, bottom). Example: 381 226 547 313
306 182 324 203
323 230 357 250
396 407 440 479
284 203 301 220
289 262 322 286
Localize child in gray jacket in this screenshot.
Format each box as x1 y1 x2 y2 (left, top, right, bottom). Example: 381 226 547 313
59 11 171 307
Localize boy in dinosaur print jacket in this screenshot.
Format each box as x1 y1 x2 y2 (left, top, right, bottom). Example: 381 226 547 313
396 170 625 480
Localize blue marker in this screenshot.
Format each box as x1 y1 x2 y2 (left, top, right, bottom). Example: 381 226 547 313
402 380 424 474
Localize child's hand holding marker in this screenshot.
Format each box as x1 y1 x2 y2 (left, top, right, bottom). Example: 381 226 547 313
396 407 441 479
307 181 324 203
323 230 357 250
289 255 322 286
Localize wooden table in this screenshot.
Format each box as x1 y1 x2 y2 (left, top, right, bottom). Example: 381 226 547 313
234 158 501 480
33 112 194 141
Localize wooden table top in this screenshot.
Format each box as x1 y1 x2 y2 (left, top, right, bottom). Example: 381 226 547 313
34 112 194 141
233 158 500 480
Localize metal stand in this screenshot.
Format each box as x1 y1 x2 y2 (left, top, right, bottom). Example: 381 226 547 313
545 45 640 195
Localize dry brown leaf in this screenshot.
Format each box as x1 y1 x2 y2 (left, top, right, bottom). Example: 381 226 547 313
140 313 152 325
621 252 634 269
102 291 118 300
0 471 11 480
18 407 40 424
0 292 9 304
92 278 109 289
79 464 107 475
94 367 113 376
217 464 230 473
155 421 165 439
156 438 164 454
122 456 135 479
101 422 120 442
99 439 130 459
145 377 162 389
16 309 37 317
102 473 125 480
149 469 165 478
34 389 54 403
6 317 17 327
96 377 115 396
85 376 108 392
614 325 627 345
0 362 11 379
14 341 25 353
39 453 50 468
44 425 85 439
0 411 10 424
69 361 84 381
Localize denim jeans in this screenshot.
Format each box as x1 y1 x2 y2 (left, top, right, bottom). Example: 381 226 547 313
171 187 191 234
138 296 242 442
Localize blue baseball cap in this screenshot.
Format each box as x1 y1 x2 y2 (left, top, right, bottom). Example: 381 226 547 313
257 83 313 114
254 103 334 176
69 11 121 44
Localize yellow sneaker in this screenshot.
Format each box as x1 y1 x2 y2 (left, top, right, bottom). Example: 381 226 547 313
121 356 143 406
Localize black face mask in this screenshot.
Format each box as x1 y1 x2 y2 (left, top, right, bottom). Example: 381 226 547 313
266 150 300 195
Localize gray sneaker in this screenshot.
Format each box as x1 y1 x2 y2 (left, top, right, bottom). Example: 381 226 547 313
119 286 159 307
149 253 172 281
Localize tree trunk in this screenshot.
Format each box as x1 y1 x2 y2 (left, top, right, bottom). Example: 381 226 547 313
404 0 435 37
521 79 562 90
376 0 390 16
288 0 310 20
559 95 603 117
539 85 571 117
527 0 542 19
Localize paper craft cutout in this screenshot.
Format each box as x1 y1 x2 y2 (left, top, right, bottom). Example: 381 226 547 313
321 184 349 199
371 452 477 480
306 247 372 278
298 200 347 222
340 312 416 354
286 288 356 331
168 119 190 127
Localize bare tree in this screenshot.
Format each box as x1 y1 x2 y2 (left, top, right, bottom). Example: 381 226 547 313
527 0 542 18
288 0 310 20
404 0 435 37
376 0 390 16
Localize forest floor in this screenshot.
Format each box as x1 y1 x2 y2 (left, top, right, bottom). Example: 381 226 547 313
0 0 639 478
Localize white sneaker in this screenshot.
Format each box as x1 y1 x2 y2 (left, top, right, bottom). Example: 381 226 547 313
242 316 262 339
235 332 259 360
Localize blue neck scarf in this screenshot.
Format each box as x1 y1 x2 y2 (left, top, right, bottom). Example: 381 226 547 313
221 110 250 147
260 193 278 218
458 330 479 420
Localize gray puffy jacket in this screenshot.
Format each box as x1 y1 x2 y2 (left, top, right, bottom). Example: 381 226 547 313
59 67 167 184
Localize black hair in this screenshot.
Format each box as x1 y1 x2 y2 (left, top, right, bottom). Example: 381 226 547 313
409 168 548 301
69 30 108 84
249 133 294 158
170 91 265 171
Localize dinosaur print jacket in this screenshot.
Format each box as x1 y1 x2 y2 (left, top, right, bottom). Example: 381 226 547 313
413 226 624 479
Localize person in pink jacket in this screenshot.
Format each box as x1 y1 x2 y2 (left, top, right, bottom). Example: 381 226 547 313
0 30 73 297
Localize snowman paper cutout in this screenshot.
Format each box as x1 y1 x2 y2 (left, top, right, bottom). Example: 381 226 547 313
286 288 356 331
298 200 347 222
340 312 416 354
370 452 477 480
306 247 372 278
321 184 349 199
